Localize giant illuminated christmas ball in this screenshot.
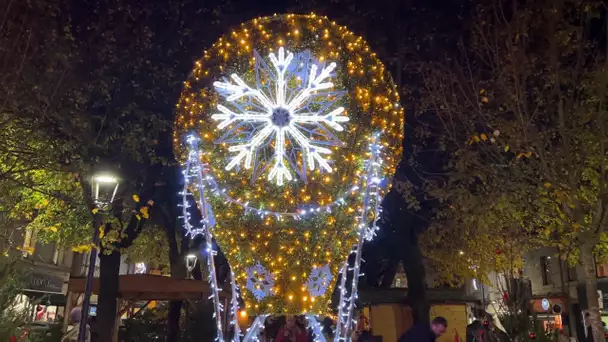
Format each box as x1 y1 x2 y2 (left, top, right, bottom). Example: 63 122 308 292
174 14 403 316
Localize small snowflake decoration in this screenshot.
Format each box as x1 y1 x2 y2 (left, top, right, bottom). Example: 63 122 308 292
306 264 333 297
212 47 348 186
246 262 275 300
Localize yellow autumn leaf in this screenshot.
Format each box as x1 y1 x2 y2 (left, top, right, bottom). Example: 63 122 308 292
72 244 94 253
524 151 533 158
480 89 485 94
504 145 510 152
473 135 481 143
132 194 140 203
99 227 105 239
480 133 488 141
544 183 552 189
92 208 99 214
140 206 150 219
50 226 58 233
136 214 141 221
516 153 524 160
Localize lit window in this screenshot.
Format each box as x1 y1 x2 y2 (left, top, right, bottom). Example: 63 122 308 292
540 256 551 285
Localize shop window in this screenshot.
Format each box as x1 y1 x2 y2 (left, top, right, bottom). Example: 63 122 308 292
540 256 551 285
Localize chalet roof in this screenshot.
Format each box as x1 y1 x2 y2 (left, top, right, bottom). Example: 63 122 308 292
68 274 230 301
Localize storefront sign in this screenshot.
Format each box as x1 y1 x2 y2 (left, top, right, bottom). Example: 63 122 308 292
26 273 64 294
541 298 550 311
531 297 567 314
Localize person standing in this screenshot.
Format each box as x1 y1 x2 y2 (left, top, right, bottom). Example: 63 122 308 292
398 317 448 342
276 315 308 342
61 307 90 342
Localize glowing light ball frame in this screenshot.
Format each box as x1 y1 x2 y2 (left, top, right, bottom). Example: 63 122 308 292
175 13 403 342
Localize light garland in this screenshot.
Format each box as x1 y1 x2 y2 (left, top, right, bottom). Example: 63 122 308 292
180 135 225 341
335 134 385 341
242 315 268 341
174 13 402 331
334 264 349 342
230 272 242 342
306 315 328 342
201 168 361 219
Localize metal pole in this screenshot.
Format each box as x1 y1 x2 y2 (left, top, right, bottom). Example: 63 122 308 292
78 213 101 342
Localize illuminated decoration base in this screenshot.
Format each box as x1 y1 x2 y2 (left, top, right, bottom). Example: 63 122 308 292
180 133 385 341
174 13 403 342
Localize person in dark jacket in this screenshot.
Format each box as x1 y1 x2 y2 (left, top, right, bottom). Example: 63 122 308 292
398 317 448 342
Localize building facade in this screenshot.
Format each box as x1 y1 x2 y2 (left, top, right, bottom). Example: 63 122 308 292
522 246 599 340
9 226 75 323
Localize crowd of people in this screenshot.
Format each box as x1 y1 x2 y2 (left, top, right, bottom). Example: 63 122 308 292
56 307 447 341
269 313 447 341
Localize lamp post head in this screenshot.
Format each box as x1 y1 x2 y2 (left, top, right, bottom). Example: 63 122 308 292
91 172 120 208
185 253 198 273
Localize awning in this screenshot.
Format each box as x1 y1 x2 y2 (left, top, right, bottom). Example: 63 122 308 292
67 274 230 301
23 292 67 306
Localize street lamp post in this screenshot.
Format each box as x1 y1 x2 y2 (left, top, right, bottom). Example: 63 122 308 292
186 253 197 279
184 253 198 325
78 173 119 342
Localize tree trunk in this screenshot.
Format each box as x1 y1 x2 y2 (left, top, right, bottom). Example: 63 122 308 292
580 243 603 342
166 301 183 342
163 201 186 342
557 251 577 338
97 250 121 342
380 259 398 288
401 236 430 324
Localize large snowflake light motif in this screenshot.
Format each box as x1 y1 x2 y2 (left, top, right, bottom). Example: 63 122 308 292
306 264 333 297
246 262 275 301
212 47 349 186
